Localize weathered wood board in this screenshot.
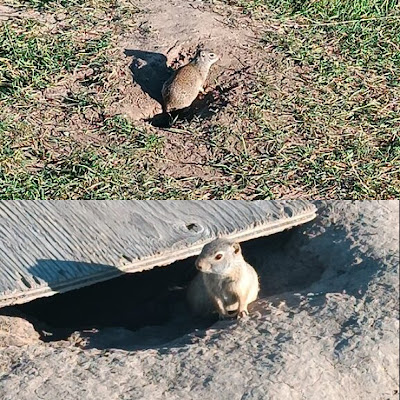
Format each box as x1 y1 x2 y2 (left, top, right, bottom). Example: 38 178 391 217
0 201 316 307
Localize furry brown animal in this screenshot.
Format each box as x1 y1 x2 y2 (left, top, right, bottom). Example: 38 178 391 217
161 49 219 113
187 238 259 319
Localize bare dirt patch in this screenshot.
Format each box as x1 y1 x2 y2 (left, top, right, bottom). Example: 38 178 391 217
114 0 259 121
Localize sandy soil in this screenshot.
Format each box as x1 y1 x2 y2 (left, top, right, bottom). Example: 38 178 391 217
0 200 398 399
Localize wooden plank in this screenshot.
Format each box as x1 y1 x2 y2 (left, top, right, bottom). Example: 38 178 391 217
0 201 316 307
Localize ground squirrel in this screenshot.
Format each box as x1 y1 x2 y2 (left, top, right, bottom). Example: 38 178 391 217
187 238 259 319
161 49 219 113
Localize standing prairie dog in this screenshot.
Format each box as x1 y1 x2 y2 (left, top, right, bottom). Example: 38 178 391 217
161 49 219 113
187 238 259 319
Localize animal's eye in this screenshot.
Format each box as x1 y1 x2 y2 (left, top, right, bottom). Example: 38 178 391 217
215 253 223 260
209 53 215 57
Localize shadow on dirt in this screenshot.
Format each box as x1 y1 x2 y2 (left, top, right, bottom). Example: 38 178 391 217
124 49 171 104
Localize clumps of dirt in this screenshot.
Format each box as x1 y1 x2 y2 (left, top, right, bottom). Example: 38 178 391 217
116 45 222 123
165 44 198 70
153 130 228 182
146 59 271 182
0 4 52 23
0 314 40 347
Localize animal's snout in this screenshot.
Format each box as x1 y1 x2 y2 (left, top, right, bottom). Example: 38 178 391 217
195 259 203 270
195 259 207 271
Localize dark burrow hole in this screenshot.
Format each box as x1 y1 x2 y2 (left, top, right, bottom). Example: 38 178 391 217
1 227 325 351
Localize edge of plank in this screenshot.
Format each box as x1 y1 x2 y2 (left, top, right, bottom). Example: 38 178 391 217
0 207 317 307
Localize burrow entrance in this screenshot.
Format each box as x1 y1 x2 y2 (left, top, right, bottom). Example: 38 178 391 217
1 227 325 350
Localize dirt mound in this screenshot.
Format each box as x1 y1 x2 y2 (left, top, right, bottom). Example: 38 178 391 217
111 0 258 121
0 314 40 347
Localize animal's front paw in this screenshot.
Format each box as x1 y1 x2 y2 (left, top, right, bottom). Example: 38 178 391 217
237 310 249 319
219 310 237 320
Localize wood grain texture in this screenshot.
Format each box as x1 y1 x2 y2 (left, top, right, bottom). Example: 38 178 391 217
0 200 316 307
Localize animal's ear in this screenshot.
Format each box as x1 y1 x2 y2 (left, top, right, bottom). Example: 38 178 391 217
233 242 241 255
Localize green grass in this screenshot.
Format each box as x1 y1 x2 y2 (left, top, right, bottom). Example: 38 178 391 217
0 21 111 102
209 0 400 198
0 0 399 198
0 115 168 199
235 0 399 18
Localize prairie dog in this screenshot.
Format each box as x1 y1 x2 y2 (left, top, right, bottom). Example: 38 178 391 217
187 238 259 319
161 49 219 113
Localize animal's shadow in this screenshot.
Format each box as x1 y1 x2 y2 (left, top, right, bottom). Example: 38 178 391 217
125 49 226 127
124 49 172 105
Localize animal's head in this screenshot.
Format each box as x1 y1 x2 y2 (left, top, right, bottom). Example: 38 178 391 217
196 49 219 67
195 238 242 275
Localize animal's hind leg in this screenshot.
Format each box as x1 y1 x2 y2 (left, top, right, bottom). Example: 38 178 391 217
236 292 250 319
